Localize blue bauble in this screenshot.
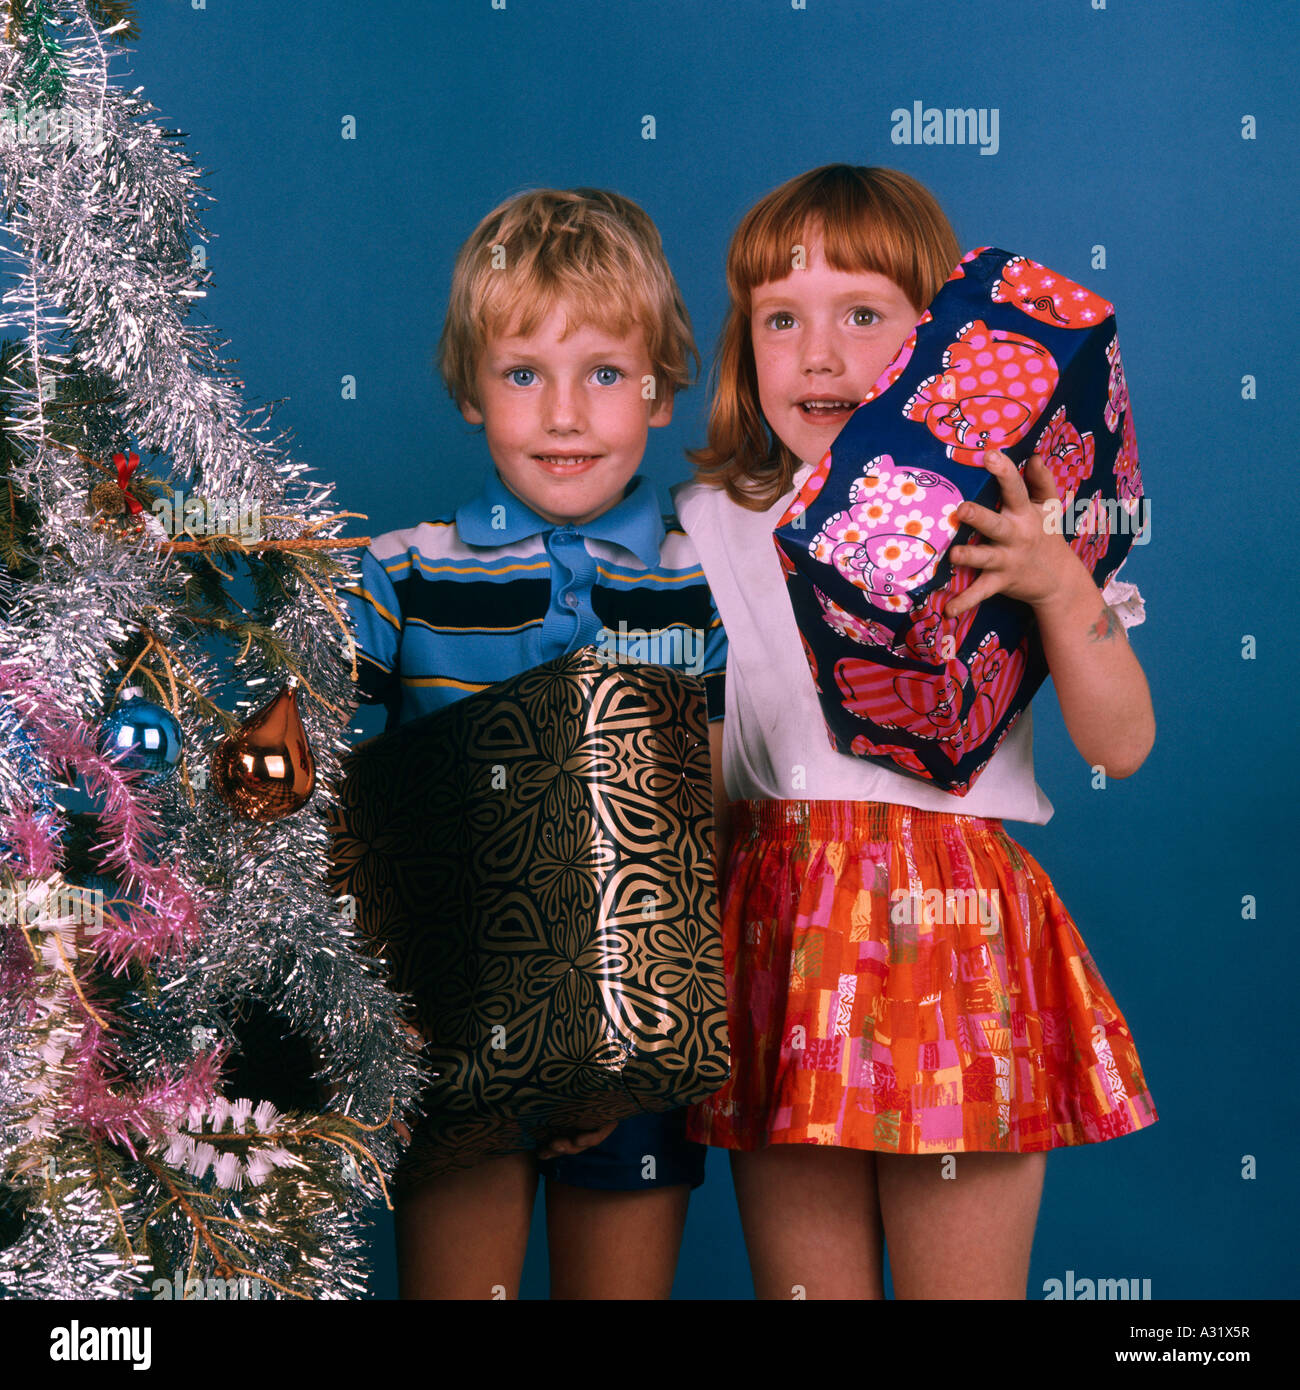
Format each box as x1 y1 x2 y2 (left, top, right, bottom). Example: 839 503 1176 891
99 688 183 783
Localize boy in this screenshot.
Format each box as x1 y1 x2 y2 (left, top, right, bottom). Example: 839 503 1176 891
343 188 726 1299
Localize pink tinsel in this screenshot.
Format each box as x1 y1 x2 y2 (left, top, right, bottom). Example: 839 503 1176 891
67 1047 227 1157
1 662 219 1141
0 807 59 879
0 662 201 971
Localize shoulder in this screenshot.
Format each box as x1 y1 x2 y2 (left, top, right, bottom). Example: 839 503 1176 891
652 505 709 576
367 516 544 578
669 478 723 530
670 477 781 555
363 518 455 579
670 480 750 561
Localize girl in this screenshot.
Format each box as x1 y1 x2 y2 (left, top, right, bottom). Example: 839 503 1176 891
674 165 1157 1300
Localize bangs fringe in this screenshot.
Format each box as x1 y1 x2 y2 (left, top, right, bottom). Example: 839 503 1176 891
476 259 642 346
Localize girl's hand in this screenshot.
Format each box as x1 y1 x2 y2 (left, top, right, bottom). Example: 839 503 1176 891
537 1121 617 1160
944 450 1084 617
941 449 1154 777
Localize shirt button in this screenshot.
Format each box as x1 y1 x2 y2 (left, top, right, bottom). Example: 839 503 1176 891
564 592 580 608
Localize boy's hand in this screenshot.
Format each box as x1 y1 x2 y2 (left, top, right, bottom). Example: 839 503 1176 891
944 449 1085 618
536 1121 617 1160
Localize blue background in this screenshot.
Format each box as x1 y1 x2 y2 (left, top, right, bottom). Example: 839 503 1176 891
91 0 1297 1298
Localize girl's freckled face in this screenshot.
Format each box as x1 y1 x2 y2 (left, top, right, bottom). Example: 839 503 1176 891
750 234 921 466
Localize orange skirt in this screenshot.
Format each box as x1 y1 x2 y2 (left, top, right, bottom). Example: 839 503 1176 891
687 801 1157 1153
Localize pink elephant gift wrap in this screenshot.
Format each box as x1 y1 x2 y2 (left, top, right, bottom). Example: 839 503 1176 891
772 246 1146 794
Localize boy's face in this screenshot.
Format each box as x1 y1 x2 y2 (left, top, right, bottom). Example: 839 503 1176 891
461 307 672 527
750 232 920 467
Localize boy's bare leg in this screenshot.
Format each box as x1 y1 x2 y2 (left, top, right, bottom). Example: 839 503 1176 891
395 1151 537 1299
876 1150 1046 1298
729 1146 886 1299
544 1181 691 1299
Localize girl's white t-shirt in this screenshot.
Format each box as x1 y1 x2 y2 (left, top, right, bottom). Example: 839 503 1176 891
674 463 1140 826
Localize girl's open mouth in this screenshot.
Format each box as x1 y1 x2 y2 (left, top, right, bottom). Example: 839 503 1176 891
798 399 857 418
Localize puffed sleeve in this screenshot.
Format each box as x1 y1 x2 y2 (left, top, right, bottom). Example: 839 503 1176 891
1100 570 1145 631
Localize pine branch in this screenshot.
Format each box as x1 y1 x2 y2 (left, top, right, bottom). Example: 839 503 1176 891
84 0 137 42
0 0 424 1299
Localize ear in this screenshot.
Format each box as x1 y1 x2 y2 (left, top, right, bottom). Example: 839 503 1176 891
648 386 674 428
459 395 484 426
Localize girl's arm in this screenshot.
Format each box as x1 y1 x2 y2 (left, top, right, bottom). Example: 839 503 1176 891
945 450 1155 779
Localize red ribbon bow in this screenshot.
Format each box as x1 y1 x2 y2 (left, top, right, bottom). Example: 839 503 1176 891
112 451 143 514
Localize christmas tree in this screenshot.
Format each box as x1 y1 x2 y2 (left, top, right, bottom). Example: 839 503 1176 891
0 0 421 1299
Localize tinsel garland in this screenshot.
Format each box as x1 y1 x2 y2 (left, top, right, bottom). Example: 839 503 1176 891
0 1 425 1299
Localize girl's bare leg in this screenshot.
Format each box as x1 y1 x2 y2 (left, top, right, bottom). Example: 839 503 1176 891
544 1181 691 1299
395 1151 537 1299
729 1145 885 1299
876 1151 1046 1299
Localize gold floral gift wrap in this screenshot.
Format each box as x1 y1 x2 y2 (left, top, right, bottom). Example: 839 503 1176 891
327 646 730 1182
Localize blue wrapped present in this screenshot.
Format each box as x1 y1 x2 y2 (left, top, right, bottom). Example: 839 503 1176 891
773 247 1145 793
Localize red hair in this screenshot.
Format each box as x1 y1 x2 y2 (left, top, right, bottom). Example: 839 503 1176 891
689 166 961 510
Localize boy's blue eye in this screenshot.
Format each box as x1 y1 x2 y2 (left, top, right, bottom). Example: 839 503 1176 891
593 366 622 386
507 368 536 386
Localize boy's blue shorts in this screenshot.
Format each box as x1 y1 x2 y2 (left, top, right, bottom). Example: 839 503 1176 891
536 1107 706 1191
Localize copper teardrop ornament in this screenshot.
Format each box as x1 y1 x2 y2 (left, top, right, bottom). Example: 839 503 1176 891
211 682 316 821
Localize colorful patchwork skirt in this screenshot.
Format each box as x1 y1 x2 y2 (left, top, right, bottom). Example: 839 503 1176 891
685 801 1157 1153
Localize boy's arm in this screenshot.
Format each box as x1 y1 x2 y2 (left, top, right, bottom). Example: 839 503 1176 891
332 550 411 1135
339 548 404 724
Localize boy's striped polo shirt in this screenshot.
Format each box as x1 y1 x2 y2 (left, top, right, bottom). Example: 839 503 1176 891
342 471 727 730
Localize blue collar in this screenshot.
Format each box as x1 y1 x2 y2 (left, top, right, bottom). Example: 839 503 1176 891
456 471 665 569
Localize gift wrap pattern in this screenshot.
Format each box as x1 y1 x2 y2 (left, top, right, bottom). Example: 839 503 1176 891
773 247 1145 794
327 647 729 1184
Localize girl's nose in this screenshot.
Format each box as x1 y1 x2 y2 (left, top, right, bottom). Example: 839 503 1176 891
800 323 843 374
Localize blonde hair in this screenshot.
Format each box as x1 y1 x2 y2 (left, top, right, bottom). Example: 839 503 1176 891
689 165 962 510
439 187 698 411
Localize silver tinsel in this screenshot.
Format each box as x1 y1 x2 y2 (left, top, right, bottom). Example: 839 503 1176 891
0 2 424 1298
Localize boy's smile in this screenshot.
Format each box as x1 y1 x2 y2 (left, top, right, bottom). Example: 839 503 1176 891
750 233 921 466
461 308 672 527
